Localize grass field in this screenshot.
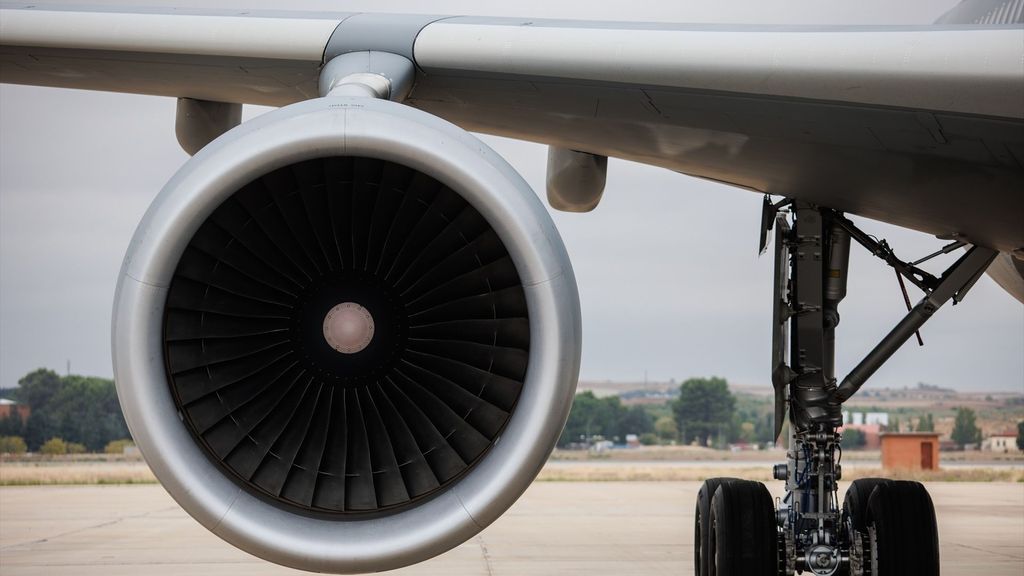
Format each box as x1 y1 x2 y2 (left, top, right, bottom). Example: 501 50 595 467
2 455 1021 486
538 463 1024 482
0 460 155 485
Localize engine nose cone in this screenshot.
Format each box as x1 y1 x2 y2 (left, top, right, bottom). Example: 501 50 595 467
323 302 374 354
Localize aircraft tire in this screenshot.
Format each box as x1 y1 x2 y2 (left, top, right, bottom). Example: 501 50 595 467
866 480 940 576
694 477 740 576
843 478 890 534
709 480 777 576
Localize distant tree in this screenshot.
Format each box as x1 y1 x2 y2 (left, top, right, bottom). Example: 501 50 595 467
18 369 65 449
673 377 736 447
639 433 659 446
11 369 130 451
559 392 603 446
1016 421 1024 452
712 428 729 450
951 407 982 447
841 428 866 449
16 369 63 410
24 411 57 451
66 442 87 454
105 439 134 454
755 412 776 444
738 421 756 443
916 413 935 432
49 375 130 451
0 413 23 437
654 416 678 442
619 405 654 438
0 436 27 454
558 392 652 447
889 416 901 433
40 437 67 455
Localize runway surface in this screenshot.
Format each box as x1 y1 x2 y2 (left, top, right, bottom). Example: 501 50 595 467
1 482 1021 575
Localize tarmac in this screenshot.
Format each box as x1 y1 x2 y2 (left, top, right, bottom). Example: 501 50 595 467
1 481 1021 575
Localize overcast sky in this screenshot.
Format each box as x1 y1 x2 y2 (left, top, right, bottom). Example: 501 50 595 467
1 0 1021 393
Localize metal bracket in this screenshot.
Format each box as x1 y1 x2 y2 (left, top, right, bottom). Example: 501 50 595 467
319 51 415 101
832 214 939 293
833 244 998 402
759 195 793 255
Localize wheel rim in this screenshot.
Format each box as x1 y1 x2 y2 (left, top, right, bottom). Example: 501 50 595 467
695 507 702 574
710 515 718 576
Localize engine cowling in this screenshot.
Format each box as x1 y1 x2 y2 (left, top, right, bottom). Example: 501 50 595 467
986 251 1024 304
112 97 581 573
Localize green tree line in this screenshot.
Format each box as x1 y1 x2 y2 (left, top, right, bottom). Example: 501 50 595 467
558 377 779 449
0 369 130 452
558 391 653 446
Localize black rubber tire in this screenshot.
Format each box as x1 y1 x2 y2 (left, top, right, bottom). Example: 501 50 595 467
709 480 777 576
694 478 740 576
843 478 890 534
866 480 940 576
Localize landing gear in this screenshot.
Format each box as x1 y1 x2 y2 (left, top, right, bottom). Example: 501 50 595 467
693 199 995 575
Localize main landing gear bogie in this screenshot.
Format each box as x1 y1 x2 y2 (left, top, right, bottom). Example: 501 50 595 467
693 198 992 576
694 477 941 576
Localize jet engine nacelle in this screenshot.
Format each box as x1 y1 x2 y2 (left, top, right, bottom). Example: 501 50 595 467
112 97 581 573
986 252 1024 304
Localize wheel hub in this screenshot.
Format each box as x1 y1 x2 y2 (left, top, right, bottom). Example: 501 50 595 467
805 544 840 576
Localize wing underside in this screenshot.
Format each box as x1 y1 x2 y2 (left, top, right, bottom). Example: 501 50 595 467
2 4 1023 252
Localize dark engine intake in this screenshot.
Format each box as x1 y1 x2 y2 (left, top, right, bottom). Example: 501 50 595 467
112 98 581 573
166 155 531 515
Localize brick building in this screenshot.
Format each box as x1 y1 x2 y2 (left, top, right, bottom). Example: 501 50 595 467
881 432 940 471
0 398 30 424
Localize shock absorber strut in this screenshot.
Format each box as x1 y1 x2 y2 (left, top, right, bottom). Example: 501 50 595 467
770 202 848 575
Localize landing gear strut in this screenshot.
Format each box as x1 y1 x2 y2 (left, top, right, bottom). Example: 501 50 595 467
694 200 996 576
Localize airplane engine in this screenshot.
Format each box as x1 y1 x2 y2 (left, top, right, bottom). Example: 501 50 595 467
111 97 582 573
986 252 1024 304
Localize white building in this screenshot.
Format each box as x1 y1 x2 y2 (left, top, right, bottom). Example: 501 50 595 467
864 412 890 427
981 433 1019 453
842 411 889 427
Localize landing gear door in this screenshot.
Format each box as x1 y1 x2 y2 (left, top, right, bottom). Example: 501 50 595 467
771 214 792 442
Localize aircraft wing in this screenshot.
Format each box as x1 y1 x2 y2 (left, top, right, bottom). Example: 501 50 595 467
2 5 1024 251
2 5 1023 251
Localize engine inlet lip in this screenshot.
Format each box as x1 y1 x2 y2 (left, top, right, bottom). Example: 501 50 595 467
113 96 581 573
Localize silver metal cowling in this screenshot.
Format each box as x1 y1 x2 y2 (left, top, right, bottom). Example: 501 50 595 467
112 97 581 573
